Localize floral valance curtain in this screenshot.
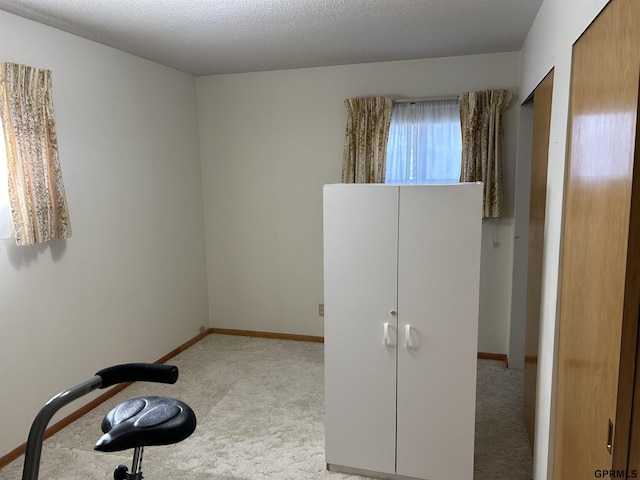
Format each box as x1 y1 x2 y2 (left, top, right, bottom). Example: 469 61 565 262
341 97 393 183
459 89 513 218
0 62 71 245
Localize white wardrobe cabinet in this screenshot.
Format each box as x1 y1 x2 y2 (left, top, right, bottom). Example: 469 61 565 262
323 183 482 480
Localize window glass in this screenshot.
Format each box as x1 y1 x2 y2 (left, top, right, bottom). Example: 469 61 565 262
385 99 462 184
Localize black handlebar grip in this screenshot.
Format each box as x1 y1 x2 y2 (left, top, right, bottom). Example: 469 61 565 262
95 363 179 388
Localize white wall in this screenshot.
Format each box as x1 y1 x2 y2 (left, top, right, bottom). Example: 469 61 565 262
518 0 609 478
197 52 521 352
0 11 209 457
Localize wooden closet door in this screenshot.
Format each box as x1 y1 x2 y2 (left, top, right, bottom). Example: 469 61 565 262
554 0 640 477
323 184 398 474
396 184 482 480
523 68 554 449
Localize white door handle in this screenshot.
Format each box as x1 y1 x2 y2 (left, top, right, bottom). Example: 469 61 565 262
384 322 392 347
405 324 412 350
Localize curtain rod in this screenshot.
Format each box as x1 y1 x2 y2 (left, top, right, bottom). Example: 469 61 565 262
394 95 459 103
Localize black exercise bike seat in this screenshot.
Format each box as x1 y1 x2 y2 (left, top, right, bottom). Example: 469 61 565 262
94 396 196 452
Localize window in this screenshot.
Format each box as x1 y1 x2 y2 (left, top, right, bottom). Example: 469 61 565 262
385 99 462 184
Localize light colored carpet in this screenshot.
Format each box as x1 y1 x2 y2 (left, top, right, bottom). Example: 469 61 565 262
0 334 532 479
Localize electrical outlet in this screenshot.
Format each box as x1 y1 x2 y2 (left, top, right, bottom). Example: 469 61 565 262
319 303 324 317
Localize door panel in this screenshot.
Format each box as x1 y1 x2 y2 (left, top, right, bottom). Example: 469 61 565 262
626 309 640 469
554 0 640 477
323 184 398 474
523 68 554 449
618 77 640 471
396 184 482 479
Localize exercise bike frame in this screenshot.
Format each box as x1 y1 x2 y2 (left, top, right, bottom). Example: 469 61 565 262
21 363 179 480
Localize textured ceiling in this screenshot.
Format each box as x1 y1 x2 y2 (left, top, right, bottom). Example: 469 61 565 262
0 0 542 76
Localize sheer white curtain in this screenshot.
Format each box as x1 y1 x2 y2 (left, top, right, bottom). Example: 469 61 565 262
385 99 461 184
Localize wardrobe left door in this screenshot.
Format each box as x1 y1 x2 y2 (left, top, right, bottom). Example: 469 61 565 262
323 184 399 475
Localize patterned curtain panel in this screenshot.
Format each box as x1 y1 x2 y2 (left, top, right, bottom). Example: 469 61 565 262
341 97 393 183
459 89 513 218
0 62 71 246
